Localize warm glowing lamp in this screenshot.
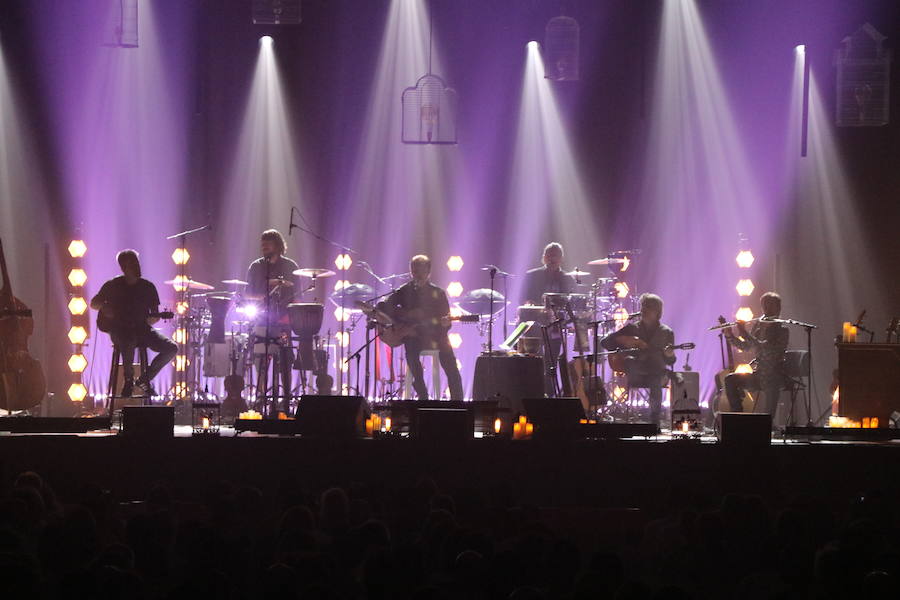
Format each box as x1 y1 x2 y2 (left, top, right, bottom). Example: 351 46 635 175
68 326 88 345
68 297 88 315
736 250 755 269
446 282 464 298
735 279 755 296
68 354 88 373
172 248 190 265
735 307 754 321
448 332 462 349
67 383 87 403
335 253 353 270
447 256 464 272
67 268 87 287
67 240 87 258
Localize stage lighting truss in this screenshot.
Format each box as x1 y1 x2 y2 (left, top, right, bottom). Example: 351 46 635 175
251 0 301 25
102 0 139 48
544 15 580 81
835 23 891 127
402 73 458 144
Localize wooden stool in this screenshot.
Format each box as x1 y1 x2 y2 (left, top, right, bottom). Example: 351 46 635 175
107 345 150 413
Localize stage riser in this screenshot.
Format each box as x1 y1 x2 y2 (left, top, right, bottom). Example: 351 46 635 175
2 437 899 510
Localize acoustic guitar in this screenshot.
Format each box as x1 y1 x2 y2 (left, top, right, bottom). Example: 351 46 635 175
355 300 479 348
607 342 695 373
97 309 175 334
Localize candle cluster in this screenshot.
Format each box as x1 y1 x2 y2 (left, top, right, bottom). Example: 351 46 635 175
512 415 534 440
842 322 858 343
365 414 392 435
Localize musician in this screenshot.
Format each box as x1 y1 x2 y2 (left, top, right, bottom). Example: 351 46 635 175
90 250 178 397
246 229 300 413
521 242 577 394
380 255 464 401
600 293 675 425
724 292 789 416
521 242 576 305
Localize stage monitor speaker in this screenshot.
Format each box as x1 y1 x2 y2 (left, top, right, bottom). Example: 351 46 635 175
413 407 473 443
838 343 900 423
121 406 174 438
717 412 771 447
297 395 366 438
522 397 585 439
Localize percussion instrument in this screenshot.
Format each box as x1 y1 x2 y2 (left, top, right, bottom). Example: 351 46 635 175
205 294 233 344
587 257 627 267
288 303 324 370
458 288 506 315
542 293 570 311
222 279 248 286
293 268 337 279
568 294 590 313
517 304 550 340
164 278 215 291
329 283 375 308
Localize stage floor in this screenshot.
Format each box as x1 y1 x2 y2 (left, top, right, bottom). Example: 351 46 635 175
3 426 900 511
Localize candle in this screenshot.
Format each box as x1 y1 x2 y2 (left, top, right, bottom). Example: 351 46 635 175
384 417 392 432
202 416 210 430
862 417 870 428
681 420 689 433
525 423 533 437
365 418 374 435
494 418 502 434
871 417 879 428
513 423 522 440
849 326 858 343
843 322 852 342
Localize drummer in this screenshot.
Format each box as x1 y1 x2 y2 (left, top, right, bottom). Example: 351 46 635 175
521 242 577 305
521 242 577 395
245 229 301 414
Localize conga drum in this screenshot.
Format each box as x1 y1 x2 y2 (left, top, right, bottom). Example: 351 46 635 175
205 294 233 344
288 303 324 370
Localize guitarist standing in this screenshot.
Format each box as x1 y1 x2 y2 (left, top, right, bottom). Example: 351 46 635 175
601 293 675 425
91 250 177 397
379 255 464 401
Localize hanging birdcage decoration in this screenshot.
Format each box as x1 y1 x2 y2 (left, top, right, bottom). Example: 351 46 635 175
544 15 580 81
401 73 458 144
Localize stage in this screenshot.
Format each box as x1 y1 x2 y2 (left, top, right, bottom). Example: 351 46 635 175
3 427 900 512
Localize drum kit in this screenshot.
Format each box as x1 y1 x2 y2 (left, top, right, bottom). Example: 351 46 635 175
164 266 337 414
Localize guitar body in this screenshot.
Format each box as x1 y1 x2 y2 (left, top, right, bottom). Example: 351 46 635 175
569 356 606 412
607 343 695 373
97 310 175 334
377 314 479 348
0 238 46 411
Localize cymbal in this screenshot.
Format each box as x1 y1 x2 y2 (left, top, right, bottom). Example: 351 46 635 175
293 268 336 278
222 279 248 286
164 278 215 291
329 283 376 306
587 258 626 266
566 269 591 278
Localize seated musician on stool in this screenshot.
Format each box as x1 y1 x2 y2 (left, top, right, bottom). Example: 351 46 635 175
379 255 464 401
246 229 300 414
724 292 788 416
522 242 577 394
601 293 675 425
91 250 178 397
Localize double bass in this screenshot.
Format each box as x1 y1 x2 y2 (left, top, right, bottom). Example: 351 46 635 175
0 238 46 411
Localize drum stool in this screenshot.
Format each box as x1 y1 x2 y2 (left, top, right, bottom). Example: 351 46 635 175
107 344 150 413
403 350 444 400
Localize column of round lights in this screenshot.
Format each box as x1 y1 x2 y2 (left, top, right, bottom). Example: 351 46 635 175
66 240 89 404
334 253 353 387
172 247 190 399
734 245 755 374
446 256 464 349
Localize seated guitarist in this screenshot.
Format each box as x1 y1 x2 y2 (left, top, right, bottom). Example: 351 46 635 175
91 250 177 397
601 293 675 425
724 292 788 416
379 255 464 401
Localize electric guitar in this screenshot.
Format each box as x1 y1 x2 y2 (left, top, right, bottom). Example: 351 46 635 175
607 342 695 373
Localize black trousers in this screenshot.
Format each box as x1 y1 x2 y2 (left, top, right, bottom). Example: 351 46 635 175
725 372 780 415
404 338 464 401
111 329 178 386
621 357 667 424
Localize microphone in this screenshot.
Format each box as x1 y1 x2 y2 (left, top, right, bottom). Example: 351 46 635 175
627 312 641 319
288 207 297 236
854 309 866 327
